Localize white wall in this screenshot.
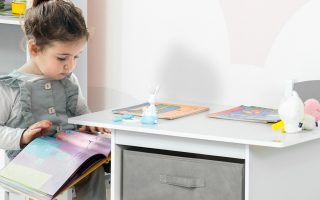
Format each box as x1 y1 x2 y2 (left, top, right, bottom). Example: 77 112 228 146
88 0 320 111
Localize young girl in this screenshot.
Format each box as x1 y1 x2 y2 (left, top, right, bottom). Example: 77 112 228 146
0 0 109 199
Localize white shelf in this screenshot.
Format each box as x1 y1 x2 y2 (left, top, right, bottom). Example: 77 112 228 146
0 15 21 25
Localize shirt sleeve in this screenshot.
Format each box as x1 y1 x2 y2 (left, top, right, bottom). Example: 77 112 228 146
0 85 25 150
69 73 91 116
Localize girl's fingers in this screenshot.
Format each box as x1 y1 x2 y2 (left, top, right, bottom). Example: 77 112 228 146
96 127 111 134
78 125 95 133
97 127 104 133
103 127 111 134
31 120 52 130
89 126 97 133
28 128 42 137
78 125 87 132
78 125 111 134
28 120 52 136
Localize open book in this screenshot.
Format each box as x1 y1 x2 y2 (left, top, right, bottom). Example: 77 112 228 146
112 102 209 120
0 130 111 200
208 105 280 123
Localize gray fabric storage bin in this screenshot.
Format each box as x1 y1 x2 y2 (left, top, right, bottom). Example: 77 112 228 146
122 149 244 200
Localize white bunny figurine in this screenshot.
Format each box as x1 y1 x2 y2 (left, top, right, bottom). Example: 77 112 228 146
141 85 160 124
278 90 304 133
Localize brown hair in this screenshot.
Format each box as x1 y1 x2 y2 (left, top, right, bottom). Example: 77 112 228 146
23 0 89 50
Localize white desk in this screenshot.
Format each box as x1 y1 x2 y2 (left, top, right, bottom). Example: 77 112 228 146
69 105 320 200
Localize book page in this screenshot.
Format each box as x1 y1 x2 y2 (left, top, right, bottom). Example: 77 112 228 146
55 130 111 156
0 132 111 199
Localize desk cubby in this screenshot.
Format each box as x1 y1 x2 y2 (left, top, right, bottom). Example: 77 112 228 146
122 147 244 200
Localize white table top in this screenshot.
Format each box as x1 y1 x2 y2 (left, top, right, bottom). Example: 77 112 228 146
69 105 320 148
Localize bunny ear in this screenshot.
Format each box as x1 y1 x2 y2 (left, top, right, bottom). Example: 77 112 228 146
154 85 160 95
148 84 160 95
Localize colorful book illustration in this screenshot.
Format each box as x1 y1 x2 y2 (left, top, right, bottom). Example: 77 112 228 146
0 130 111 200
208 105 280 123
112 102 209 120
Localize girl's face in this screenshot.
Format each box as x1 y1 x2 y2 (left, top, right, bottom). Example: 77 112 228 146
32 39 87 80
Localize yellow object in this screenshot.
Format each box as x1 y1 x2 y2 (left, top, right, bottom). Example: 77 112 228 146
12 1 26 16
272 120 286 133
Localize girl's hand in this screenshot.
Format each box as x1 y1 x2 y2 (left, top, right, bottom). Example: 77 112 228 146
78 125 111 134
20 120 52 146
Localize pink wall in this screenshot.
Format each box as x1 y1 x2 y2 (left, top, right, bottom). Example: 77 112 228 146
87 1 108 111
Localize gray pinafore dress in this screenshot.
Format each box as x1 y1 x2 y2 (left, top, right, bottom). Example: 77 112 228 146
0 70 80 159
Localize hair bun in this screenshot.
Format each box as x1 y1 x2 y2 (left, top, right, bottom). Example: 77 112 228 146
32 0 51 7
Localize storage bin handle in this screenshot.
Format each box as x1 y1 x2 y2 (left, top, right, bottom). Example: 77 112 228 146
159 174 205 188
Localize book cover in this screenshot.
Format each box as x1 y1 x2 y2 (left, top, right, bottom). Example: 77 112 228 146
0 130 111 200
208 105 280 123
112 102 209 120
